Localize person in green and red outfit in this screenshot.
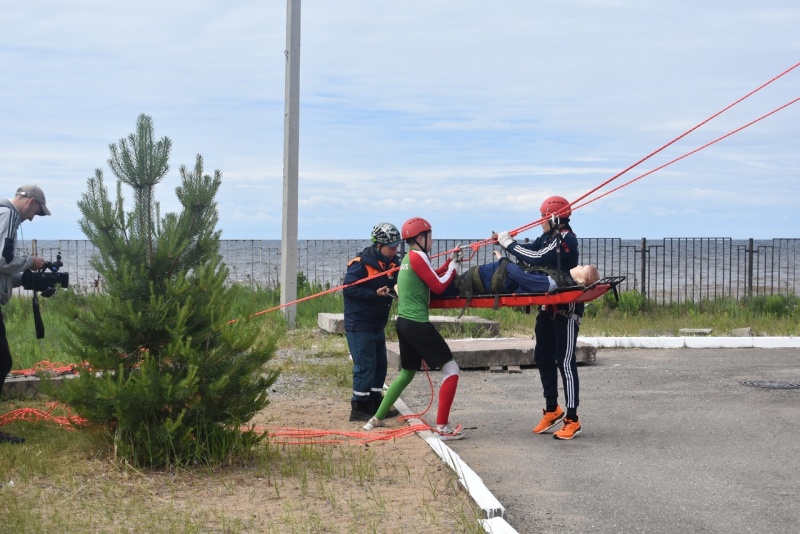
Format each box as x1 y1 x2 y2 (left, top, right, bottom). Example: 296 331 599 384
363 217 465 440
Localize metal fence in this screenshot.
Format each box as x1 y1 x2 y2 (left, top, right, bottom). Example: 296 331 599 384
27 237 800 304
578 238 799 303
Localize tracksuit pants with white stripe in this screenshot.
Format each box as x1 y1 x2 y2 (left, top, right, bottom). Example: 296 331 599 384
534 309 580 412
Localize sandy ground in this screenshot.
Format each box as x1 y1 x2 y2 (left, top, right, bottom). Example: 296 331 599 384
157 344 484 533
159 391 481 532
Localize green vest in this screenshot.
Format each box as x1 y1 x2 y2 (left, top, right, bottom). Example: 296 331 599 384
397 251 431 323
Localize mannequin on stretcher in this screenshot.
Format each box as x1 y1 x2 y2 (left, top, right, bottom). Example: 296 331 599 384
431 251 601 300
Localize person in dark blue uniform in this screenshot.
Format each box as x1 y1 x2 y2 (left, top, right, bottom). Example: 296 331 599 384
343 223 402 422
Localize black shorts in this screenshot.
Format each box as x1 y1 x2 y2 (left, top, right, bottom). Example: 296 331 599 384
395 316 454 371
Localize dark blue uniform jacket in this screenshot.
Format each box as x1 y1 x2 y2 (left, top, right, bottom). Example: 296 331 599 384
343 245 401 332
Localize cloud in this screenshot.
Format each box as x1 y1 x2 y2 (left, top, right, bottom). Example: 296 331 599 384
1 0 798 242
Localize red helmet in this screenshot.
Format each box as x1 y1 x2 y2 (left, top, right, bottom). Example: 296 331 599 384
540 196 572 219
401 217 432 240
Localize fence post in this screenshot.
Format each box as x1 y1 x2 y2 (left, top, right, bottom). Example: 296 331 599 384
747 238 754 298
640 237 647 299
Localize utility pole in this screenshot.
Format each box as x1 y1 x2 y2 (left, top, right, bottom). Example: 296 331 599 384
281 0 300 328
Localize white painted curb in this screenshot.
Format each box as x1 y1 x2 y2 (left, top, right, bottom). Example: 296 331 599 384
392 397 517 532
480 516 521 533
579 336 800 349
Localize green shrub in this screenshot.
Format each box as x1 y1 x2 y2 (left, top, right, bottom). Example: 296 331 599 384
603 289 647 314
51 115 279 468
744 294 799 316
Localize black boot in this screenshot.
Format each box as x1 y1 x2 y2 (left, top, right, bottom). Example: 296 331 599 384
349 400 374 422
0 430 25 444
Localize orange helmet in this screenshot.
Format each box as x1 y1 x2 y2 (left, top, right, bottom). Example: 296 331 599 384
401 217 432 240
540 196 571 220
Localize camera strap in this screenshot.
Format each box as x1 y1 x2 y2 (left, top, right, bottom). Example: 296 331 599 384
33 293 45 339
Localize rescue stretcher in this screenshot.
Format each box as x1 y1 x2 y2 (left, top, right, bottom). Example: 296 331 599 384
428 276 626 310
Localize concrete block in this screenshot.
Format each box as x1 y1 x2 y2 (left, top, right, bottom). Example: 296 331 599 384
580 336 688 349
317 313 500 337
679 328 713 336
387 338 596 370
317 313 346 334
731 327 752 337
2 373 75 398
428 315 500 337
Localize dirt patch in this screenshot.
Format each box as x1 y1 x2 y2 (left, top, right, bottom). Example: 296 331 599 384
153 391 483 533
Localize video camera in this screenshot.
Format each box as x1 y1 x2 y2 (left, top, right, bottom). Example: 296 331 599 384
21 252 70 297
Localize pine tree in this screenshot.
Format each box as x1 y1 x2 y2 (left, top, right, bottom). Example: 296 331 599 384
55 114 279 467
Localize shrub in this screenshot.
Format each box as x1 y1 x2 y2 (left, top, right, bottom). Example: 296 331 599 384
52 115 279 467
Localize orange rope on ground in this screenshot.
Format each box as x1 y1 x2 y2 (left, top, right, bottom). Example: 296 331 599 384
254 423 434 446
10 360 80 377
2 363 89 431
0 402 88 430
246 361 459 446
3 364 449 445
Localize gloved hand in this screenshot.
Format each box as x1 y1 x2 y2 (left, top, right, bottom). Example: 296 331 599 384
450 244 464 263
496 231 515 249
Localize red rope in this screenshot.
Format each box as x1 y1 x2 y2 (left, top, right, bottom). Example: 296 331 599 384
574 96 800 212
10 360 80 377
3 363 451 445
249 362 457 446
0 402 88 429
467 61 800 247
2 363 90 431
228 62 799 321
566 61 800 218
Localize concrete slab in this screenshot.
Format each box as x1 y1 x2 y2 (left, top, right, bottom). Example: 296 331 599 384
427 315 500 337
387 337 597 370
317 313 499 336
679 328 713 336
2 373 75 398
317 312 347 333
730 327 752 337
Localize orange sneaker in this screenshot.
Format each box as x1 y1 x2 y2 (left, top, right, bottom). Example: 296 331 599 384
532 406 564 434
553 417 582 440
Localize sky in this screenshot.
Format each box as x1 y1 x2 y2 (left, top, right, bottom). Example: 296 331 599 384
1 1 799 241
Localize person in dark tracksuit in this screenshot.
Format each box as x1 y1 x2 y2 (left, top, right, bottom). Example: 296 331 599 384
343 223 402 422
495 195 584 440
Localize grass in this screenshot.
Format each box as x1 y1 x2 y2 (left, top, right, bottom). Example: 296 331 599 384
1 285 486 533
5 287 800 371
2 360 485 534
1 408 484 532
0 406 212 533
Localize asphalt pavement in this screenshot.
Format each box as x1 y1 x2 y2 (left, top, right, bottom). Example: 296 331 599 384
398 347 800 534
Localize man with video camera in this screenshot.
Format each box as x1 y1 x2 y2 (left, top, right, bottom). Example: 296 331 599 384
0 184 50 445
